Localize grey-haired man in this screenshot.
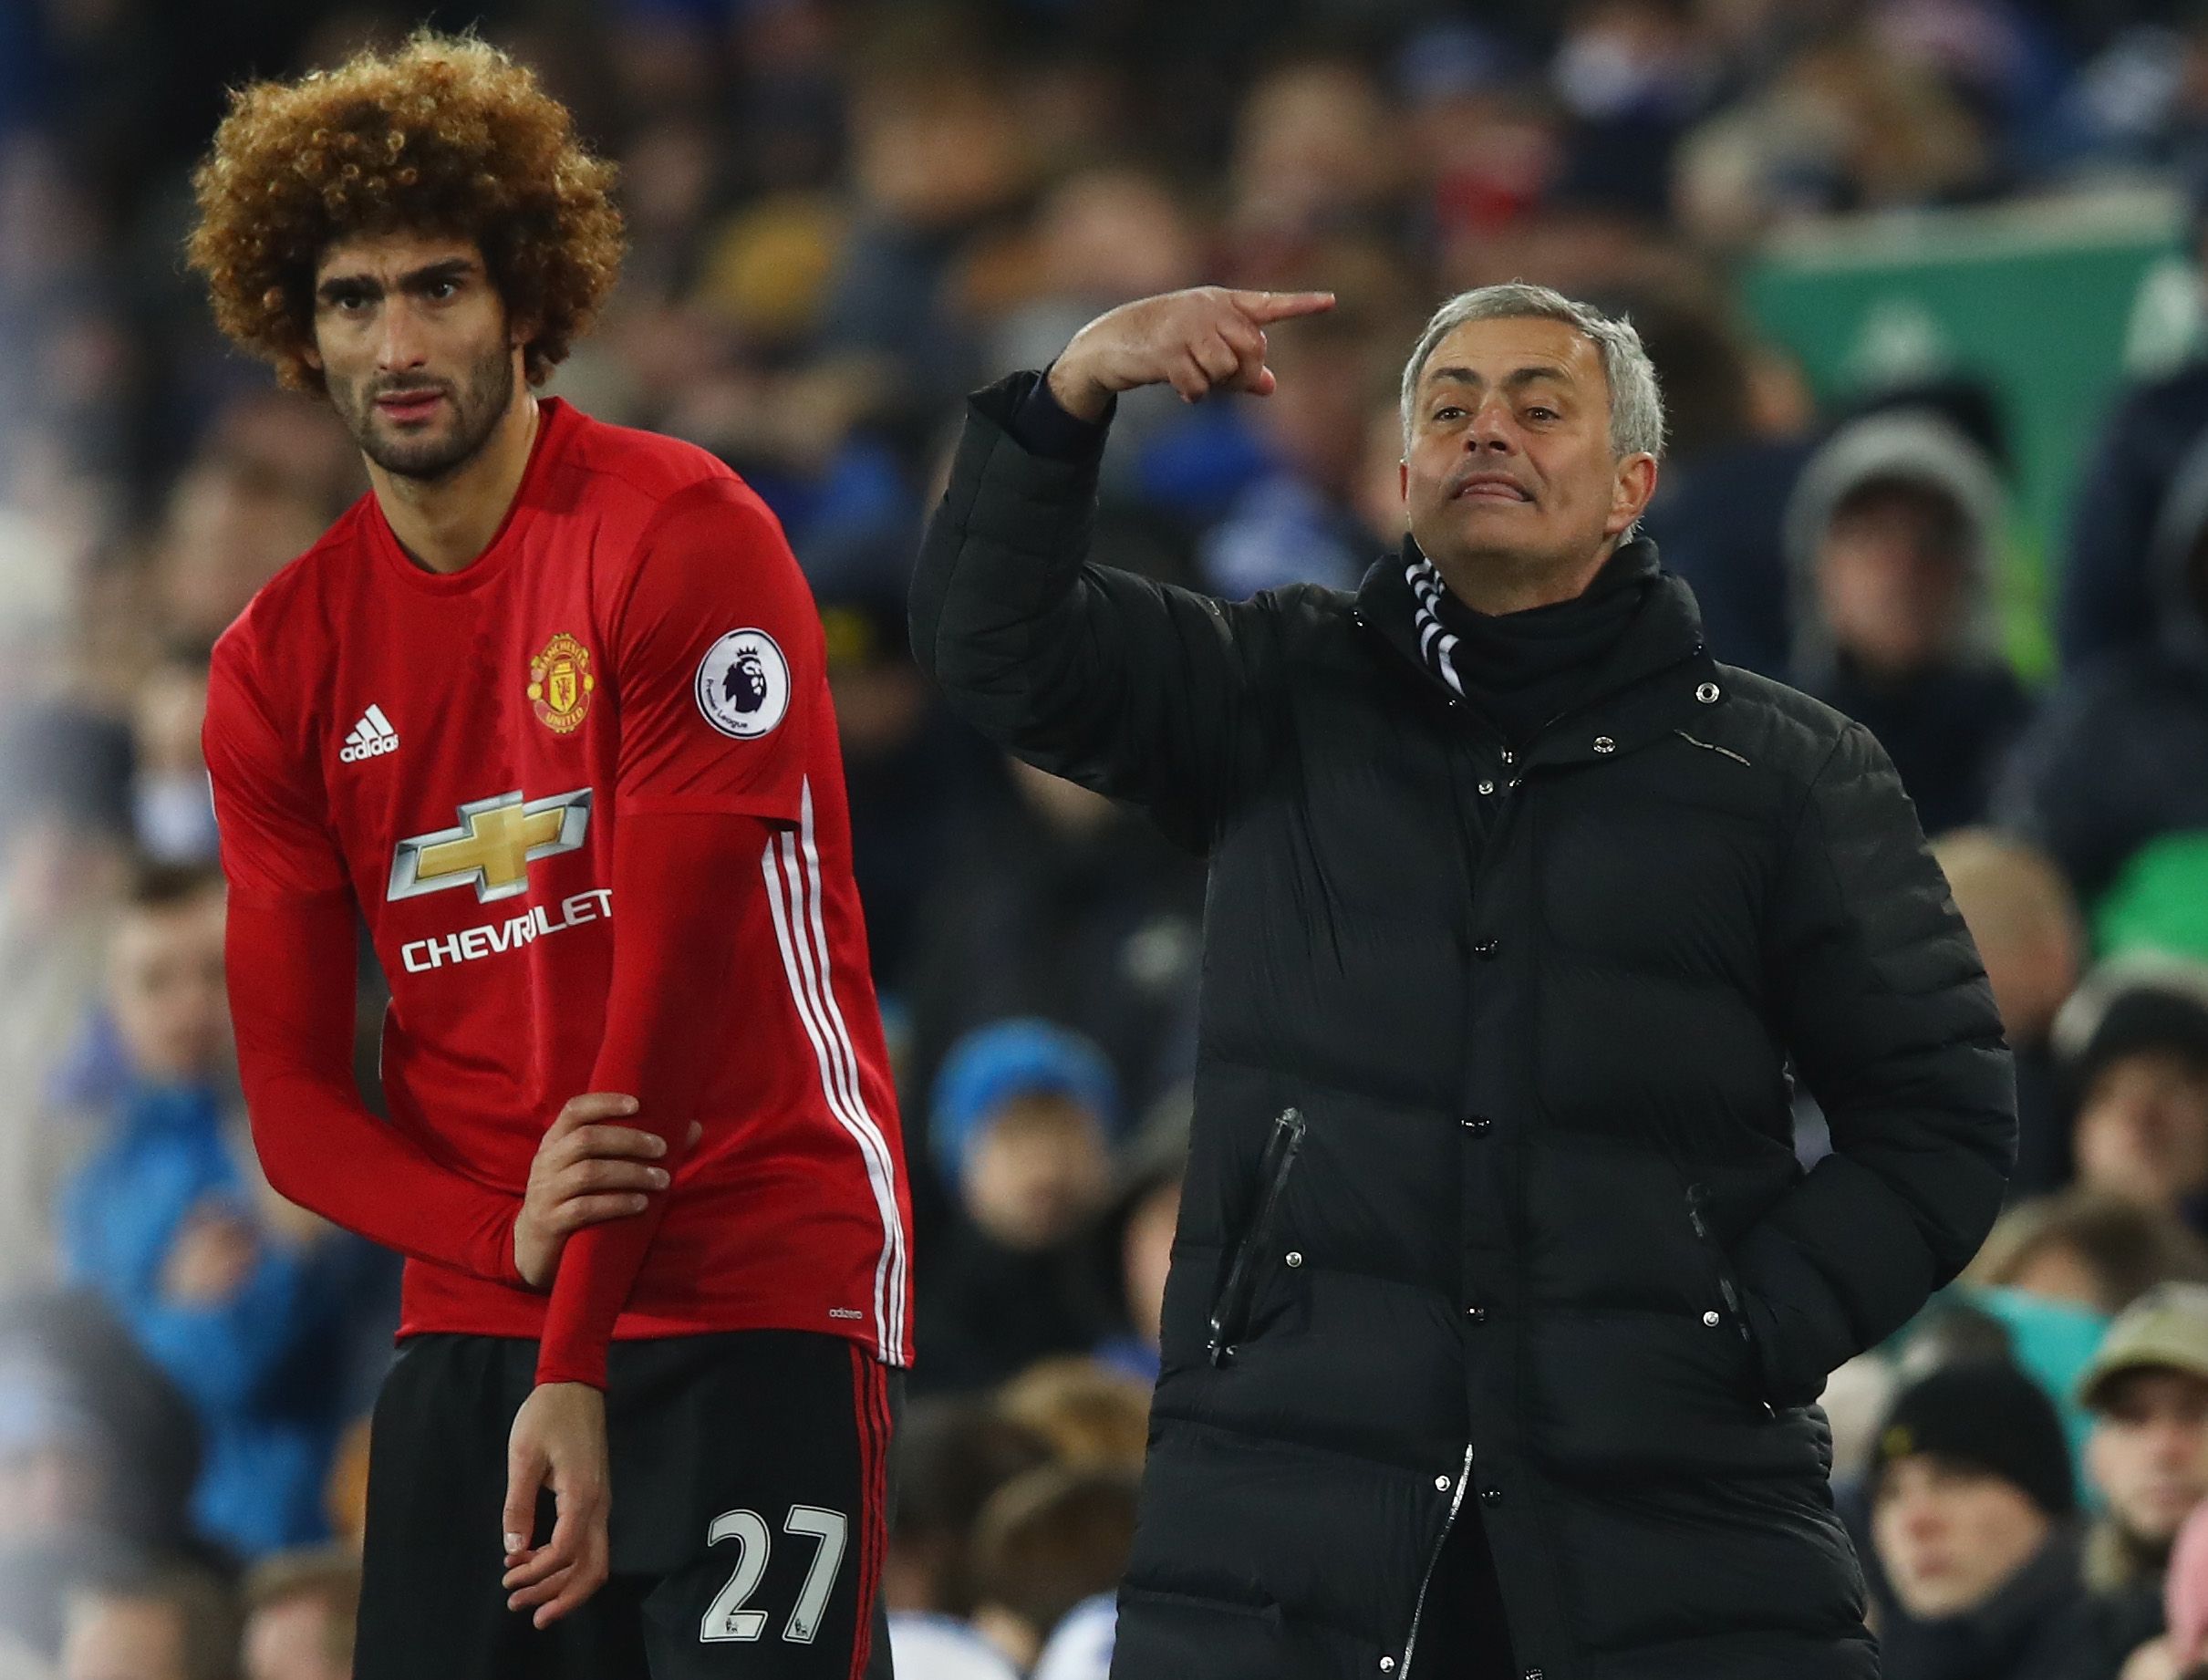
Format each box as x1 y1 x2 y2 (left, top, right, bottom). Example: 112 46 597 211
911 285 2015 1680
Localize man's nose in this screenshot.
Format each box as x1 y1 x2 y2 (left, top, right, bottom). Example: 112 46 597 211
377 299 430 372
1894 1493 1942 1540
1466 396 1517 452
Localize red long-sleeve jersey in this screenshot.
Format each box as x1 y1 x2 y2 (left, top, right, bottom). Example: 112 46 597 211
202 397 912 1387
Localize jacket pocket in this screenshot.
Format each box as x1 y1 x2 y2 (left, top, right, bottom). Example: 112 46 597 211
1207 1107 1306 1367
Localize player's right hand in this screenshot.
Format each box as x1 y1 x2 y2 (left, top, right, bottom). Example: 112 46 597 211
512 1094 702 1290
1046 285 1337 420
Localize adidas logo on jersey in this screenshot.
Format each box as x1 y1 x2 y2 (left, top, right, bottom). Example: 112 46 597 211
339 704 400 763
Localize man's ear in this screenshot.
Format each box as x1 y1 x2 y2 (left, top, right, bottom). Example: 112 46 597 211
1604 452 1659 539
1398 459 1408 503
301 342 324 374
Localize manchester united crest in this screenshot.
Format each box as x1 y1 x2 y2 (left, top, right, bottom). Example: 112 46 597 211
527 633 596 734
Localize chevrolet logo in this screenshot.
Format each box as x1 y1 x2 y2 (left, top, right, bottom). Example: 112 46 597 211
388 788 593 904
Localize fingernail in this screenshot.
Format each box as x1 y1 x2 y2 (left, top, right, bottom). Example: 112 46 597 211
646 1136 666 1156
629 1196 648 1211
649 1169 669 1187
505 1532 523 1552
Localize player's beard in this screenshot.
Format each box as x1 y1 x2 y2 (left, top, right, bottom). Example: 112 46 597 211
334 337 519 482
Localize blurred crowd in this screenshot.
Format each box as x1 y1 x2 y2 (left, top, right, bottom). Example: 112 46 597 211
14 0 2208 1675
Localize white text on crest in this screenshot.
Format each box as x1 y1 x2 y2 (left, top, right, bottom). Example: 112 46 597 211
400 889 613 973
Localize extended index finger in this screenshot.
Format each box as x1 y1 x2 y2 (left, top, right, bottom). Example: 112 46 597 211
1226 289 1337 324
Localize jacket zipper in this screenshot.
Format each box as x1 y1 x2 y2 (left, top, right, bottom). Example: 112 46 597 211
1207 1107 1306 1365
1398 1442 1476 1680
1683 1181 1747 1336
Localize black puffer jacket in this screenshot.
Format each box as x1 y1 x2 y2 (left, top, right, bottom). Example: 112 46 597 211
913 375 2016 1680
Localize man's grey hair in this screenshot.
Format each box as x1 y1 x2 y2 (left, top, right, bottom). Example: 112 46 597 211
1397 283 1666 461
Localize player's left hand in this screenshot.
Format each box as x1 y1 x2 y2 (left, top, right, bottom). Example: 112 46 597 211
500 1381 610 1627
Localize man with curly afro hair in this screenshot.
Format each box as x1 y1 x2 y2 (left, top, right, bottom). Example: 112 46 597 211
189 33 912 1680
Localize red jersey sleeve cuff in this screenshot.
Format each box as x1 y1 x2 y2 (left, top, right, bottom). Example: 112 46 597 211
534 1343 610 1391
482 1206 529 1291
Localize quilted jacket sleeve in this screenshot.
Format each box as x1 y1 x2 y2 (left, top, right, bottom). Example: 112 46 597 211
910 371 1280 850
1736 721 2017 1406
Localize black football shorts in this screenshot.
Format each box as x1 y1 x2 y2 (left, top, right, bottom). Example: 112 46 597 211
356 1329 900 1680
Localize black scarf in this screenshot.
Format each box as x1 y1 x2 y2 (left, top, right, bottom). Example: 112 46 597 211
1406 538 1660 744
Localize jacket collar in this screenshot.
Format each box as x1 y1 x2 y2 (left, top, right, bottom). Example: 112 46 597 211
1351 534 1723 765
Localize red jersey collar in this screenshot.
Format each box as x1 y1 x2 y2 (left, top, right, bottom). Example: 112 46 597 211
368 395 578 595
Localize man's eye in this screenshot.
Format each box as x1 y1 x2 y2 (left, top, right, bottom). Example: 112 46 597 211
1433 405 1465 422
1527 406 1557 421
425 280 458 301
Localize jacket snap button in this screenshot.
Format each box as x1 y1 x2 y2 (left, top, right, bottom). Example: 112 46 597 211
1702 1310 1721 1328
1380 1660 1395 1674
1468 1305 1487 1322
1695 682 1720 703
1481 1488 1503 1504
1477 779 1496 796
1465 1117 1493 1135
1285 1250 1304 1269
1435 1474 1452 1490
1592 736 1615 754
1473 939 1499 959
1526 1671 1545 1679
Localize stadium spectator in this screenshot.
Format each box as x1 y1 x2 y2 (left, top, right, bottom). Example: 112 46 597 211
917 1021 1120 1394
2001 415 2208 942
1630 285 1811 679
881 1397 1052 1618
145 458 331 659
902 774 1203 1198
1785 409 2030 835
2055 962 2208 1234
0 718 132 1283
815 579 990 991
58 865 362 1557
2056 152 2208 674
818 12 1031 426
985 164 1207 512
966 1465 1138 1674
1196 301 1394 597
1933 829 2087 1194
1970 1189 2208 1316
58 1563 238 1680
0 1292 200 1560
237 1548 355 1680
1091 1085 1189 1385
1867 1360 2101 1680
1223 57 1407 265
127 658 217 868
2078 1284 2208 1675
995 1358 1149 1474
1673 27 2000 246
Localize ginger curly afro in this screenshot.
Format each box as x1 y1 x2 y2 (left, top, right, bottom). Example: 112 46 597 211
187 31 624 394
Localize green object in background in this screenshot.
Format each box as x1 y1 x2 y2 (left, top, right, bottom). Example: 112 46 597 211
2092 829 2208 959
1741 190 2200 681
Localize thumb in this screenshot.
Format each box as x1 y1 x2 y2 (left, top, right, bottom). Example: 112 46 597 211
687 1122 703 1147
503 1442 544 1555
